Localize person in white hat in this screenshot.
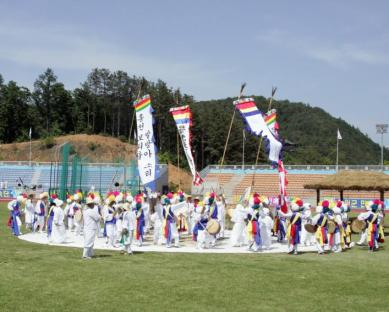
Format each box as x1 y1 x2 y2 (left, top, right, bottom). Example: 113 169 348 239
356 201 372 246
115 193 124 240
230 199 249 247
300 203 315 246
142 194 151 234
51 199 66 244
7 195 25 236
259 207 274 250
150 195 163 245
23 193 35 231
120 202 136 255
93 194 104 238
216 194 226 239
327 206 343 253
72 194 83 236
34 192 48 233
103 197 118 248
357 200 383 251
278 199 304 255
82 196 101 259
64 196 75 232
311 203 330 255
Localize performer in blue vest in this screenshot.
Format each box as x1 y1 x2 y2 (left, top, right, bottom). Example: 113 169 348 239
46 195 57 241
8 196 25 236
279 199 304 255
357 200 384 252
247 194 262 252
134 194 145 247
34 192 48 233
162 193 179 248
205 192 218 247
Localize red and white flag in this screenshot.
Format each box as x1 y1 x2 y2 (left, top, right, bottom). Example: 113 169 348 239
278 160 288 213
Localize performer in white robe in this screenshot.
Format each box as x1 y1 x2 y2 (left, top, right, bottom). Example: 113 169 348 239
216 194 226 238
143 196 151 233
72 194 83 236
278 200 304 255
24 194 35 230
115 193 124 239
259 208 274 250
8 196 24 236
151 196 164 245
34 192 48 233
301 203 315 246
311 204 328 255
51 199 66 244
357 200 383 251
103 198 118 248
340 204 354 249
205 193 218 247
356 203 371 246
64 197 74 231
120 203 136 255
82 197 101 259
327 206 343 253
186 196 194 235
162 194 180 248
230 200 249 247
193 201 211 249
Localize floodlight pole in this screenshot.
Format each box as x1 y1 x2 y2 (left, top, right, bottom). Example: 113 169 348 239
376 124 388 171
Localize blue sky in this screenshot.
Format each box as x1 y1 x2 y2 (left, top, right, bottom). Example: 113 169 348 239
0 0 388 148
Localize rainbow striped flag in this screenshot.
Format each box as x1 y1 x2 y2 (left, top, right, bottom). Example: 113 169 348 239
134 95 151 112
234 98 259 117
265 111 276 125
169 105 203 185
171 106 192 125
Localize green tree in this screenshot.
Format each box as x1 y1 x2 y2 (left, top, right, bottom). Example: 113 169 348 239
0 81 30 143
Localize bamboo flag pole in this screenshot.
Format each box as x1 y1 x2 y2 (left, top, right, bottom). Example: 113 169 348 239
250 87 277 189
177 131 180 189
220 83 246 167
129 79 145 143
174 95 181 190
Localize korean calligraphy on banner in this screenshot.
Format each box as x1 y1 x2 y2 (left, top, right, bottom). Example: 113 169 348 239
133 95 158 190
170 105 203 185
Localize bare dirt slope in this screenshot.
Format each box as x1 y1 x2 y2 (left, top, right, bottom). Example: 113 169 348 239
167 164 193 193
0 134 194 190
0 134 136 163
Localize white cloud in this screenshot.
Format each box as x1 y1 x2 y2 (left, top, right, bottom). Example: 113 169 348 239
256 30 389 67
0 23 230 98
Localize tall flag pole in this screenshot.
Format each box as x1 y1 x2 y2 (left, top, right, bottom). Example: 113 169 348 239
29 127 32 166
170 105 203 185
220 83 246 167
242 129 246 170
133 95 158 191
336 129 342 172
129 78 146 143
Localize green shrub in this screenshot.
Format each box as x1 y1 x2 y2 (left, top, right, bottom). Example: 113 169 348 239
42 136 56 149
87 142 99 151
119 135 128 143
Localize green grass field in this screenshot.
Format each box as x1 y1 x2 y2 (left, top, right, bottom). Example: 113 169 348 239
1 203 389 312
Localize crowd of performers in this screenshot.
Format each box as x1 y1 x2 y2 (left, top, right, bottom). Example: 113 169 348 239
7 190 385 258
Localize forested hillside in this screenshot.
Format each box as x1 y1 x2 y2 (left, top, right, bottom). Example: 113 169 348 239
0 68 386 167
194 97 388 166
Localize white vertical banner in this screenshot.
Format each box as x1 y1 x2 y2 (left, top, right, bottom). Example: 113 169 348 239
170 105 203 185
134 95 158 189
